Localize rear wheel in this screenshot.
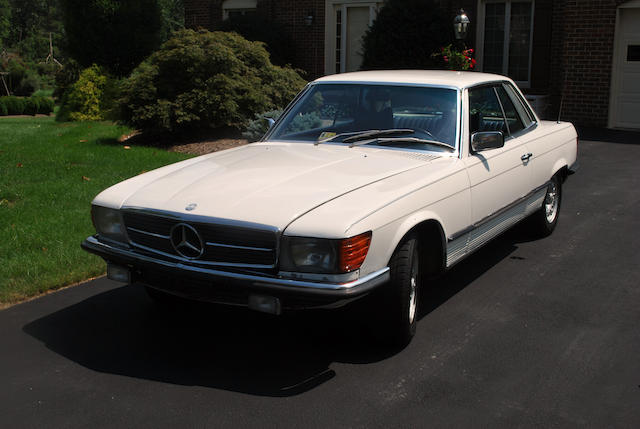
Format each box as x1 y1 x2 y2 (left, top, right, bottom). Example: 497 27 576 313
530 174 562 236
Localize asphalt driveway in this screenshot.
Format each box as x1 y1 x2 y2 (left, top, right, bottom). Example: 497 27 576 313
1 136 639 428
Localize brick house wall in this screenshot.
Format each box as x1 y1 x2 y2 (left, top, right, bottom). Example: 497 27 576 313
184 0 325 79
550 0 626 127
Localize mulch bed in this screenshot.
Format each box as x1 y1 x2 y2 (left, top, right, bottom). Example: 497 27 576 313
119 128 249 156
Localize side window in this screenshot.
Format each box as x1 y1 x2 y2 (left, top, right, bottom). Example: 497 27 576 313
495 85 525 134
503 82 535 127
469 86 506 134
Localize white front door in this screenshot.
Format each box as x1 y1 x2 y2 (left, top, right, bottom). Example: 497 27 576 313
324 1 383 75
610 4 640 129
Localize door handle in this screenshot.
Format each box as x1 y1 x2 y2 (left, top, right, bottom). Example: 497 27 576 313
521 153 533 161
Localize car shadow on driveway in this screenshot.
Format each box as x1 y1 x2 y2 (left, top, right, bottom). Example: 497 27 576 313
22 225 533 397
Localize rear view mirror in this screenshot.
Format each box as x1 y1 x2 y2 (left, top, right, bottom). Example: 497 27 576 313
471 131 504 152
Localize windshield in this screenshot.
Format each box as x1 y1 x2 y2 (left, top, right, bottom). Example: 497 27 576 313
267 84 459 151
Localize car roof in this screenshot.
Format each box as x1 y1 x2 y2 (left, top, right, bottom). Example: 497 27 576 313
313 70 511 89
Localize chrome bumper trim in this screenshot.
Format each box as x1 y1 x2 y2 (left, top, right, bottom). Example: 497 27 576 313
82 235 390 297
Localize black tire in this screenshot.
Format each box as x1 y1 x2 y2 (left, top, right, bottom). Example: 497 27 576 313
530 174 562 237
374 235 421 347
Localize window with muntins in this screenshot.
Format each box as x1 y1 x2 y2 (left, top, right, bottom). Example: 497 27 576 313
480 1 534 86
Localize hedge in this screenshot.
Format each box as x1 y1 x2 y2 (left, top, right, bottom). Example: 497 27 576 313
0 96 55 116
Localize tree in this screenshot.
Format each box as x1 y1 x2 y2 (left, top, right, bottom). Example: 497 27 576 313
5 0 65 62
0 0 10 48
360 0 451 70
158 0 184 42
60 0 163 76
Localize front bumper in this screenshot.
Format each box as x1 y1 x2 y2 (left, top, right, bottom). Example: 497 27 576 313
81 235 390 309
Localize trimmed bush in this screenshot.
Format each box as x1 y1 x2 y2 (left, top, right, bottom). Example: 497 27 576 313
0 95 54 116
1 96 25 115
119 29 306 134
360 0 451 70
23 97 39 115
37 97 55 115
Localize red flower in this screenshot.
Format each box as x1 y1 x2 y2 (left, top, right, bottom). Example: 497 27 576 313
471 59 477 65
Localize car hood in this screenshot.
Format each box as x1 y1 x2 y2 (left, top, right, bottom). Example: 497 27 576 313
94 142 441 231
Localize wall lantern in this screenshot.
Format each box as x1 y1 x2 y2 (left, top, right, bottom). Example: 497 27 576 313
305 12 314 26
453 9 470 40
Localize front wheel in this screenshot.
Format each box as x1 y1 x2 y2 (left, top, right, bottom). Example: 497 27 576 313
530 174 562 237
374 235 421 346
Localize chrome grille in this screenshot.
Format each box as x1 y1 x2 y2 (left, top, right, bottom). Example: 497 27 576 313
122 211 278 268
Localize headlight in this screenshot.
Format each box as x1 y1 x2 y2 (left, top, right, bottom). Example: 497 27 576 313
91 205 128 243
280 231 371 274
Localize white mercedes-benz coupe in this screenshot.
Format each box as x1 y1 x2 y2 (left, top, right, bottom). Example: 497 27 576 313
83 70 578 345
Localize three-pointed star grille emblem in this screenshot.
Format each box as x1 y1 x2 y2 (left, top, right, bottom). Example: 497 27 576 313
170 223 204 259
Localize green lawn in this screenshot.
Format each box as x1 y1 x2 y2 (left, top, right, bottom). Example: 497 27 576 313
0 116 192 304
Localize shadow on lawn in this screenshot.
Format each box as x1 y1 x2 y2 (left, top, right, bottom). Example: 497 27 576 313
23 223 536 397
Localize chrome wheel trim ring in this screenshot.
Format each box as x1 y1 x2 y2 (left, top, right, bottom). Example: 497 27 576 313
544 181 559 224
408 256 418 324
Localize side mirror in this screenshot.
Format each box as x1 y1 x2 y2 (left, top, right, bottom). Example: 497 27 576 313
471 131 504 152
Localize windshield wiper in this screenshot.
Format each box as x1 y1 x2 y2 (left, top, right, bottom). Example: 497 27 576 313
349 137 455 151
315 129 415 145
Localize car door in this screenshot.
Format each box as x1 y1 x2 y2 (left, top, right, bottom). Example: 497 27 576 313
463 84 533 244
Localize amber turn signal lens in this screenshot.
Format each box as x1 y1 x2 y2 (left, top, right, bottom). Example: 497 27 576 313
338 231 372 272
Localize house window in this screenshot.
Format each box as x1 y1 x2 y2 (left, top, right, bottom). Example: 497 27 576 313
222 0 257 20
479 0 534 85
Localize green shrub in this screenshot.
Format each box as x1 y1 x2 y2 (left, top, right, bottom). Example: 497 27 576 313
360 0 451 70
57 64 110 121
16 69 41 96
37 97 55 115
243 109 282 142
1 96 25 115
0 98 7 116
23 97 39 115
4 59 41 96
119 29 306 134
